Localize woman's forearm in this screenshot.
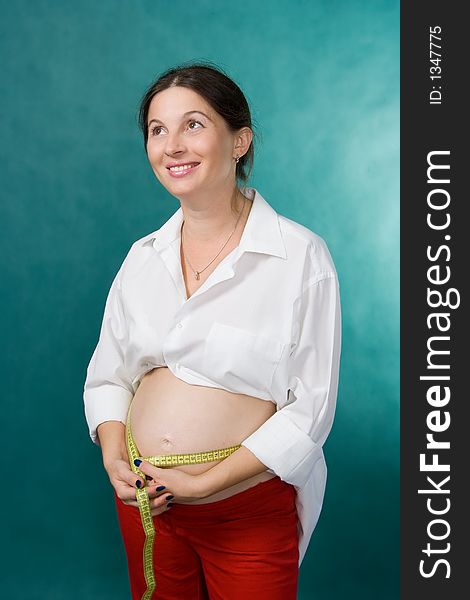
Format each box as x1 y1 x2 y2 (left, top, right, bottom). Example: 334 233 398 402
198 445 269 497
97 420 128 468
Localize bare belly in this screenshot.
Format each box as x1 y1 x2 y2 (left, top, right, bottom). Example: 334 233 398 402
129 366 278 504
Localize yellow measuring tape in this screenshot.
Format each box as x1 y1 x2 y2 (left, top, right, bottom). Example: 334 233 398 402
125 403 241 599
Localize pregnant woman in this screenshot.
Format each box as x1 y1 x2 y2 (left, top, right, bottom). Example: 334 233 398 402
83 62 342 600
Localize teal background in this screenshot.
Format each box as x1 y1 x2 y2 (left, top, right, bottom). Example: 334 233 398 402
1 1 399 598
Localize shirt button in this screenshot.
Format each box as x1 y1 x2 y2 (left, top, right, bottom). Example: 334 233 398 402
177 322 183 328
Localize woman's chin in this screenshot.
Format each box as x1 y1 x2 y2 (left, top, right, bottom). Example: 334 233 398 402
165 176 206 197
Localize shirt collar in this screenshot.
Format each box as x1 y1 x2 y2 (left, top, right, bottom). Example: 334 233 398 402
140 187 287 259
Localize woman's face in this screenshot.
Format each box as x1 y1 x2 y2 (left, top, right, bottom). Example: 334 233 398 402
146 86 239 197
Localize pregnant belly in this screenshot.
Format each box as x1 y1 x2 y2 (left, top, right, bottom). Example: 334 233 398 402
129 366 278 504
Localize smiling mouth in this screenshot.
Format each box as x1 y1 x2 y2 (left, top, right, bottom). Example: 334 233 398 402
167 162 200 172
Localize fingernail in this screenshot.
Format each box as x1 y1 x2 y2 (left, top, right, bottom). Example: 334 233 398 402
167 502 174 508
136 480 142 488
134 459 142 467
165 495 174 501
156 485 166 492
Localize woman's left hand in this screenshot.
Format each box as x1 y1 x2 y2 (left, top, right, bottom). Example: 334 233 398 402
134 458 208 503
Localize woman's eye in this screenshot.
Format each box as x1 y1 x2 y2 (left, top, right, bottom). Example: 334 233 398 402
149 119 203 138
188 119 203 130
150 125 162 136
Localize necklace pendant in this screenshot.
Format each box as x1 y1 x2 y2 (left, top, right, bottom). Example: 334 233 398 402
195 271 200 280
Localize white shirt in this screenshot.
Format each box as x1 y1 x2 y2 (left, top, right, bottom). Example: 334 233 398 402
83 186 342 566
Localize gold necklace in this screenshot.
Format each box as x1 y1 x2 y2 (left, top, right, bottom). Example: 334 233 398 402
181 194 247 280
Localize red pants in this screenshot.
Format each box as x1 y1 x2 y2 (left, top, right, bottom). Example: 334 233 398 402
114 475 299 599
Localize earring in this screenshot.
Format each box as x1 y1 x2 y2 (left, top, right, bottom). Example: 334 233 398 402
235 156 240 163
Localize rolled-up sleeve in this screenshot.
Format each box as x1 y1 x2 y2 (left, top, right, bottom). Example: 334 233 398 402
241 274 342 488
83 268 134 446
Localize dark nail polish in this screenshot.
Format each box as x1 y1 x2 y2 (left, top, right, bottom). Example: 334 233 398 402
134 459 142 467
167 502 174 508
156 485 166 492
136 480 142 488
165 495 174 501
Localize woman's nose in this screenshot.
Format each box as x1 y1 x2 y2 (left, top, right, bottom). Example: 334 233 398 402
165 132 186 155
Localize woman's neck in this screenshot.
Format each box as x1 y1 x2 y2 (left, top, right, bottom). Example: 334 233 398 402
179 187 248 245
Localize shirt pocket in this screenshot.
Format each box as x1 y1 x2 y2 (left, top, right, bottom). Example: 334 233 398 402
202 321 286 395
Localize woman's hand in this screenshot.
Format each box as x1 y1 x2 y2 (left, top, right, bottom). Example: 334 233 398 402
133 458 207 503
104 457 174 517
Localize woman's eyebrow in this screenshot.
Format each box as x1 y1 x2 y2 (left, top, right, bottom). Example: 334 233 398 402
148 110 212 127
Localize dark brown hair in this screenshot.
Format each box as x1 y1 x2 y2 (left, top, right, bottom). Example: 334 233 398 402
137 60 259 185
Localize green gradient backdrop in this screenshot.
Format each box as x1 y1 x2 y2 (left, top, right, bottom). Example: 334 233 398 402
1 1 399 598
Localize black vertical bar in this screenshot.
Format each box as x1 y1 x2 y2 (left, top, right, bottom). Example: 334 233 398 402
401 3 467 599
